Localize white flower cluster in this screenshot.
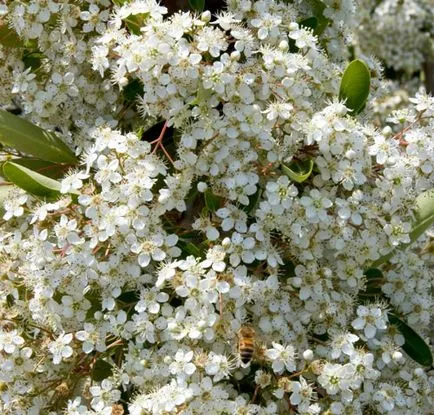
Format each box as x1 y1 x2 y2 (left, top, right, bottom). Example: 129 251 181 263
355 0 434 74
0 0 433 414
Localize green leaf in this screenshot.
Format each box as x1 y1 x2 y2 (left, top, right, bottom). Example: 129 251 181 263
299 17 318 31
308 0 329 35
364 268 383 279
23 51 43 72
282 159 314 183
0 24 24 48
372 189 434 267
409 189 434 242
91 359 113 382
188 0 205 12
179 240 203 258
204 190 222 212
123 78 144 102
3 161 63 200
388 314 433 367
359 268 384 296
8 158 68 179
0 110 77 164
125 14 144 35
339 60 371 115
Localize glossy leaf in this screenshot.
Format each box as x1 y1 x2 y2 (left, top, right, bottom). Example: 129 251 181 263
124 15 143 35
372 189 434 267
3 161 63 200
339 60 371 115
0 110 77 164
188 0 205 12
9 158 68 179
388 314 433 367
282 159 314 183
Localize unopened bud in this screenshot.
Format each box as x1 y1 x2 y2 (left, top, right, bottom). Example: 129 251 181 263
201 11 211 22
303 349 314 361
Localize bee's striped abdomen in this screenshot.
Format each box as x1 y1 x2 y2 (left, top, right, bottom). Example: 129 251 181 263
238 326 256 367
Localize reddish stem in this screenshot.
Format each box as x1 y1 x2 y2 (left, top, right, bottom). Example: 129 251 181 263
150 121 175 165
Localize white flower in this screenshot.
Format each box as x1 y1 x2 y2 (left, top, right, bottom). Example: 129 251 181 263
169 349 196 379
384 216 411 247
89 379 121 412
48 333 74 364
135 288 169 314
300 189 333 224
205 352 234 382
3 192 28 220
317 363 353 397
265 342 297 374
200 245 226 272
60 172 87 194
290 376 315 412
0 330 25 354
351 305 388 339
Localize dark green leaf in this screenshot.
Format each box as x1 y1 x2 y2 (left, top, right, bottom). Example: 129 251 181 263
188 0 205 12
364 268 383 279
123 79 144 102
92 359 113 382
8 158 68 179
388 314 433 367
179 240 203 258
299 17 318 31
23 51 43 72
0 110 77 164
359 268 384 295
308 0 329 35
280 259 296 279
339 60 371 115
282 159 314 183
3 161 63 200
117 290 140 304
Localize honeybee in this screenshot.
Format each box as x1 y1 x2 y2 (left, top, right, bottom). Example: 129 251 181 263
237 325 256 368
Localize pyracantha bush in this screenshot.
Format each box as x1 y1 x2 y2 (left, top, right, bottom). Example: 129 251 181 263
0 0 433 414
